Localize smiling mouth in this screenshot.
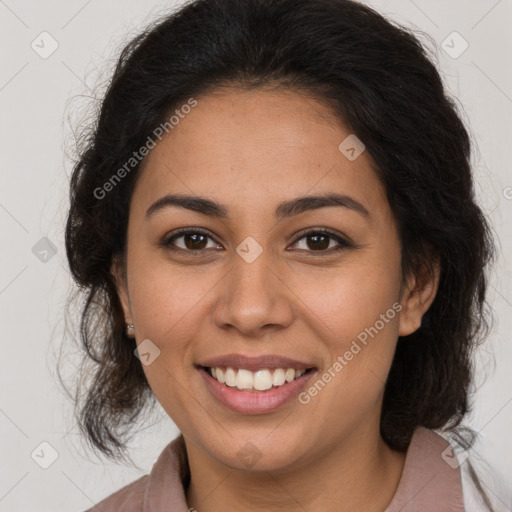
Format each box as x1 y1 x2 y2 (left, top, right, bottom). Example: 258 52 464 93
199 365 316 392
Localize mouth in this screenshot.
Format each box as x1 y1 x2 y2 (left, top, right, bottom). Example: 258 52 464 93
196 355 318 414
198 365 317 392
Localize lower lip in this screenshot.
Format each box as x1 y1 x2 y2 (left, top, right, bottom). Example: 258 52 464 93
198 367 317 414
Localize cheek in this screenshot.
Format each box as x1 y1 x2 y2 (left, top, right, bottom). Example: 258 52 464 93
127 248 215 342
292 251 402 410
289 247 401 340
126 258 210 426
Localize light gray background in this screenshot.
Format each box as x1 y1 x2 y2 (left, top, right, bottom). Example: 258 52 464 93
1 0 511 511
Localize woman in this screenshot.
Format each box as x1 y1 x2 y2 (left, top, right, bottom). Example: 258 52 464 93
64 0 497 510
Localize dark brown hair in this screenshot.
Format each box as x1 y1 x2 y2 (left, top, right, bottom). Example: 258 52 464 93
62 0 496 507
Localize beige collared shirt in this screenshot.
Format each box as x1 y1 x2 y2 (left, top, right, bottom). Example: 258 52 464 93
85 426 466 511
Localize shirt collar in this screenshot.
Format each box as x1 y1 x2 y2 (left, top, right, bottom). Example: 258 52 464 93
143 434 190 512
384 426 465 511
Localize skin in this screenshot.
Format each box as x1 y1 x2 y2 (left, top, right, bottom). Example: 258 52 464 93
113 87 440 512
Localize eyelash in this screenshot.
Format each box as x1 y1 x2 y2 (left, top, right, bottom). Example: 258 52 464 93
160 227 353 256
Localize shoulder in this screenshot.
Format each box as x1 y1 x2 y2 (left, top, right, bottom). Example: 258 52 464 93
83 474 149 512
385 427 466 511
458 434 511 512
81 436 187 512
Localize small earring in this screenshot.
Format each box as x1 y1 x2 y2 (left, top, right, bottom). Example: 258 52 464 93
126 323 135 338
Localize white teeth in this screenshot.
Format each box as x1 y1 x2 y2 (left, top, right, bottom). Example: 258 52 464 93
225 367 237 387
285 368 295 382
253 369 273 391
216 368 225 384
209 366 309 391
272 368 286 386
236 369 253 390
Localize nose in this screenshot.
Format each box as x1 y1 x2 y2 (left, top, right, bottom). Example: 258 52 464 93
211 245 295 339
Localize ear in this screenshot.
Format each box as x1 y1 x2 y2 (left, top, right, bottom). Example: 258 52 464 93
110 255 133 325
398 251 440 337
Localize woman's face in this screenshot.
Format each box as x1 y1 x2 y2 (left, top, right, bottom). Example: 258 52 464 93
114 87 435 471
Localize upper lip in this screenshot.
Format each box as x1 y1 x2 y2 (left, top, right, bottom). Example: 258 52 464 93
197 354 317 371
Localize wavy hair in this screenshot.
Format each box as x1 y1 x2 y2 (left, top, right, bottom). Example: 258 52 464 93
62 0 496 507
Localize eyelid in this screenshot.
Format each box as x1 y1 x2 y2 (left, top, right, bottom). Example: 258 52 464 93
161 227 221 250
288 228 353 255
160 227 353 254
290 227 352 245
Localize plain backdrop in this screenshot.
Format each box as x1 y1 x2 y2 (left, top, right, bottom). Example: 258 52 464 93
0 0 511 510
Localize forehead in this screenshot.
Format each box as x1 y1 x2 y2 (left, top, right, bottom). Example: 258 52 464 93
131 87 387 221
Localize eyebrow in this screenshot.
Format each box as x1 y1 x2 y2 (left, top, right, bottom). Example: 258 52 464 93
145 192 370 220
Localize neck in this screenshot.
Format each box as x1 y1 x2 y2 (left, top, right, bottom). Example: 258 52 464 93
184 423 407 512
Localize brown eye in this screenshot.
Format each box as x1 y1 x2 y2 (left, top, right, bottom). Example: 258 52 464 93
304 233 331 251
161 228 352 256
290 230 352 254
181 232 208 250
162 229 221 253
